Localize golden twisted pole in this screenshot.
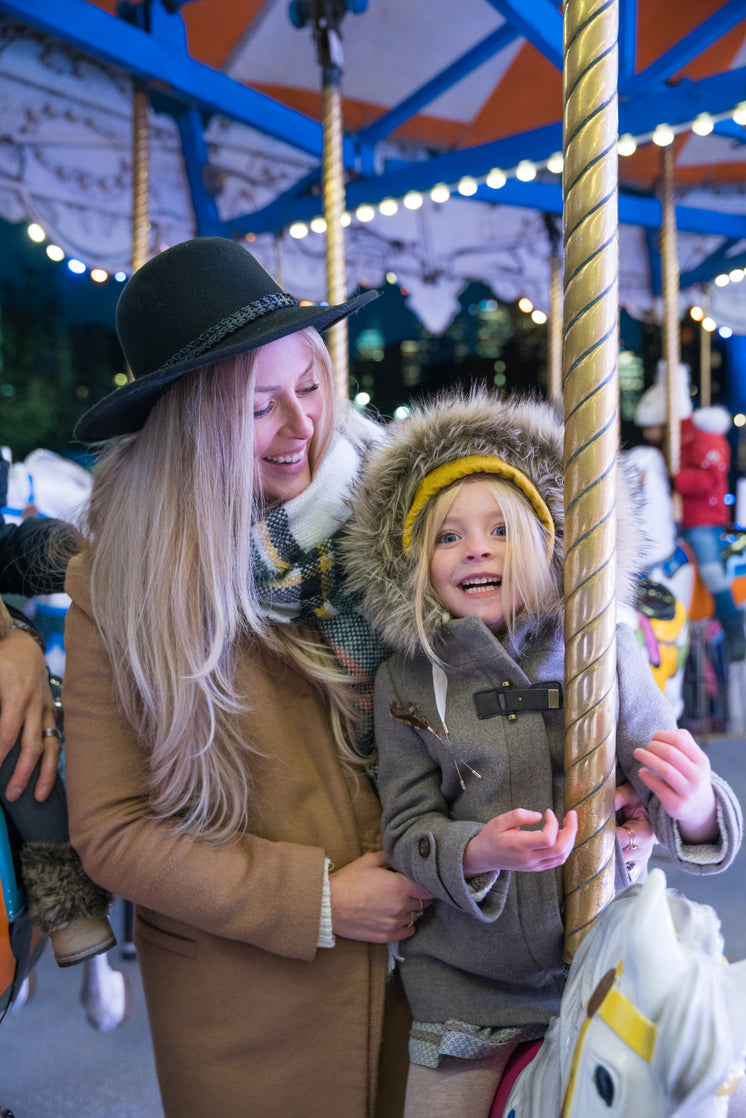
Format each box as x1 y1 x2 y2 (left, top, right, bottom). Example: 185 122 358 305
562 0 620 965
699 287 712 408
132 84 150 276
126 82 151 384
661 144 681 479
549 250 563 405
322 76 349 397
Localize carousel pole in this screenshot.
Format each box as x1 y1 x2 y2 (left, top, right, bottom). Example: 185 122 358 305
291 1 358 398
545 215 563 405
132 83 150 276
126 81 151 386
700 288 712 408
561 0 620 964
661 144 682 479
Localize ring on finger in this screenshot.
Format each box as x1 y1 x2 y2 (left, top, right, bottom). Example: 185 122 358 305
42 727 61 740
622 824 638 852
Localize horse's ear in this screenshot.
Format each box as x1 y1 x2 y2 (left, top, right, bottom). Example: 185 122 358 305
620 869 683 1019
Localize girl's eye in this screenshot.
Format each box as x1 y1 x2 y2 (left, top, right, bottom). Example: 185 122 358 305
301 382 320 396
253 402 272 419
492 524 507 537
437 530 460 545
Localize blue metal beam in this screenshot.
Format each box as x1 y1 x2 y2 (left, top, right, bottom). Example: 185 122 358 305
357 23 521 145
713 119 746 144
629 0 746 98
0 0 361 165
645 226 662 296
620 68 746 136
680 241 744 287
172 106 226 237
483 0 563 70
618 0 638 85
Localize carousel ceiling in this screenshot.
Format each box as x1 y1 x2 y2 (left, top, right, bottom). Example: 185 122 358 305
0 0 745 333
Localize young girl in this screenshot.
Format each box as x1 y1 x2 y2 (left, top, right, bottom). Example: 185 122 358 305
342 389 742 1118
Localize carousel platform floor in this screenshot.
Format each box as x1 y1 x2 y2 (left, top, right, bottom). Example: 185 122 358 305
0 730 744 1118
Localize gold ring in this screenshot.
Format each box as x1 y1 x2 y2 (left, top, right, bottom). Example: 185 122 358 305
42 727 61 740
622 825 638 852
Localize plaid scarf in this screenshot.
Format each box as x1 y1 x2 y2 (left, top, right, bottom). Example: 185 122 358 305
250 423 387 754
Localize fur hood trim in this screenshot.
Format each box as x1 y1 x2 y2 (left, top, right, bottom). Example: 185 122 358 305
690 406 731 437
342 389 642 658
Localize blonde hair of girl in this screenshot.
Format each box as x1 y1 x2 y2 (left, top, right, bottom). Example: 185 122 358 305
83 327 362 844
410 475 555 663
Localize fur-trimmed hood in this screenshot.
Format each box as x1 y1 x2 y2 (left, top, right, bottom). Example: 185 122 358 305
342 389 642 658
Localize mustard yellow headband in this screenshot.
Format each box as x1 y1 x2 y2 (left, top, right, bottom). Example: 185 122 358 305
401 454 556 559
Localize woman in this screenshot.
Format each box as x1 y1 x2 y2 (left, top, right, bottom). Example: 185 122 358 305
62 237 431 1118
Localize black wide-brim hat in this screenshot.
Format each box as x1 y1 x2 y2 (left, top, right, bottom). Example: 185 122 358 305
74 236 380 442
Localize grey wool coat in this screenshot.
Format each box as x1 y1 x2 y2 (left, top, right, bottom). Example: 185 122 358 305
342 388 743 1033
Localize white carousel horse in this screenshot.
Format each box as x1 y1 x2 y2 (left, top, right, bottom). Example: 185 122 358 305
493 869 746 1118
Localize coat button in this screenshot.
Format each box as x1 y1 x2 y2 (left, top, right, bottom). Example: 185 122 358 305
418 837 431 858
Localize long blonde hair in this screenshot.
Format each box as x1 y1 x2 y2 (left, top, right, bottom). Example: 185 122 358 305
83 327 359 843
410 475 555 661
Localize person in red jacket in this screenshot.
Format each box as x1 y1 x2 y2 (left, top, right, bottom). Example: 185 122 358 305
634 361 745 663
674 404 745 662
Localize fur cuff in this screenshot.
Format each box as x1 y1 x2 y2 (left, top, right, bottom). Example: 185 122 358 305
20 842 112 933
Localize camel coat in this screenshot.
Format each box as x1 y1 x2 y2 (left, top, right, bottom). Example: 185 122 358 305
62 556 409 1118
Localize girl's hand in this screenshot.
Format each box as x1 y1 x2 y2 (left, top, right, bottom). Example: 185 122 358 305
633 729 718 844
463 808 578 877
329 851 433 943
0 630 59 803
615 782 655 878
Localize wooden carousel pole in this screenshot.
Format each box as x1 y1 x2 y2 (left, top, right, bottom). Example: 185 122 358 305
562 0 620 964
661 143 682 479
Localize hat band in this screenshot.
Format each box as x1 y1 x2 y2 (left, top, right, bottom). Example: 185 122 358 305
401 454 555 559
160 292 300 371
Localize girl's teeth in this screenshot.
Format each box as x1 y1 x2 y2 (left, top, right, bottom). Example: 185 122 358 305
267 453 302 464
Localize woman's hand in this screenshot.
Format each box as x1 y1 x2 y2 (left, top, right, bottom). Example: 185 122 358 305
0 629 60 803
615 781 655 879
463 808 578 877
634 729 718 844
329 851 433 943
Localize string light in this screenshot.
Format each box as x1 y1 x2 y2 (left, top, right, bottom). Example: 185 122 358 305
430 183 451 203
692 113 714 136
733 102 746 126
518 297 533 313
403 191 423 210
289 222 309 238
617 134 637 156
546 152 563 174
457 176 478 196
515 160 536 182
379 197 399 215
46 245 64 261
652 123 675 146
310 216 327 233
486 168 506 189
690 306 704 321
27 223 45 243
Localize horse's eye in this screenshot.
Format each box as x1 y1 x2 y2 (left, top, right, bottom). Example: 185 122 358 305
594 1065 614 1106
